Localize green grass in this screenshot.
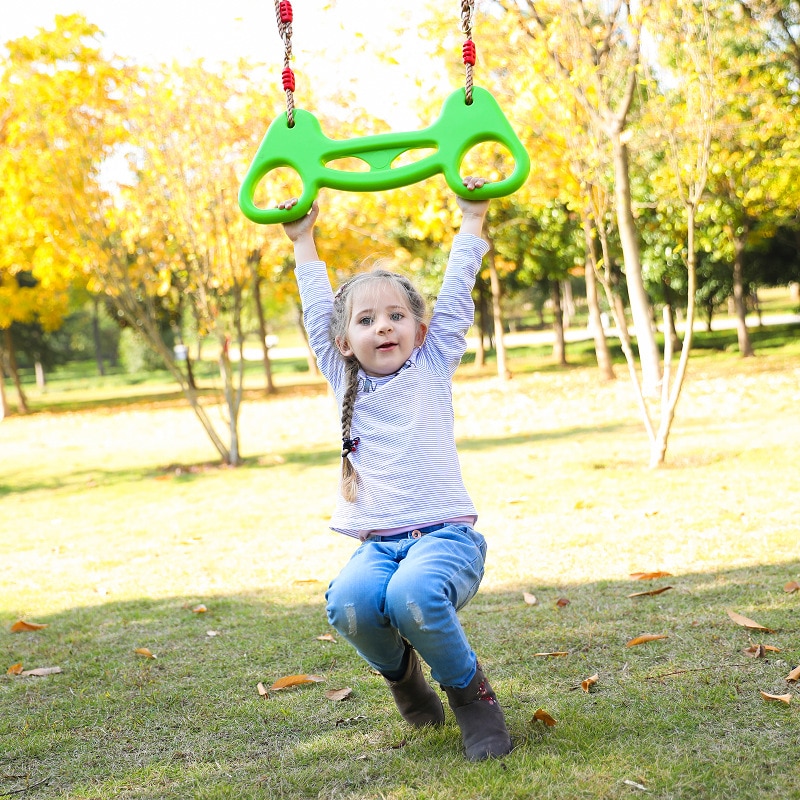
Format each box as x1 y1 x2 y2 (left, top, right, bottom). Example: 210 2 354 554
1 335 799 799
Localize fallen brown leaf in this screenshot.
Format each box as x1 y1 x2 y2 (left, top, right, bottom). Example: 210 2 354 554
10 620 48 633
531 708 558 727
534 651 569 657
270 674 325 690
784 581 800 594
630 571 672 580
134 647 156 659
316 633 337 643
726 609 774 633
626 634 668 647
523 592 538 606
581 673 599 692
555 597 570 608
191 604 208 613
256 682 269 698
760 691 791 705
325 687 353 701
786 665 800 683
628 586 673 598
19 666 62 677
6 663 23 675
743 644 781 658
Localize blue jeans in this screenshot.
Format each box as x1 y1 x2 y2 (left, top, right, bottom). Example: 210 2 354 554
325 524 487 689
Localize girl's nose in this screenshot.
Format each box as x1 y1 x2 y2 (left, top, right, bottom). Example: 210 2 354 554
376 315 393 333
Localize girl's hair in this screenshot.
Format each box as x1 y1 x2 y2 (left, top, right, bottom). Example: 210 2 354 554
330 269 428 502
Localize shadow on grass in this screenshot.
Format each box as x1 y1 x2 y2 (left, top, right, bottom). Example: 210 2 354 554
2 561 798 800
0 422 633 499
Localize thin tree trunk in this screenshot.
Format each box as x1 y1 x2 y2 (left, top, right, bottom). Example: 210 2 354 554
474 282 488 368
732 234 754 357
92 295 106 376
580 213 615 380
0 346 8 421
551 280 568 366
252 271 276 395
3 328 29 415
611 134 661 395
486 241 509 380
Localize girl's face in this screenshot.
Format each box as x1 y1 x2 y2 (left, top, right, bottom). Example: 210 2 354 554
336 281 427 377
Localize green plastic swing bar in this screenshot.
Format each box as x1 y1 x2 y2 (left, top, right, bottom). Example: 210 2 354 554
238 86 531 225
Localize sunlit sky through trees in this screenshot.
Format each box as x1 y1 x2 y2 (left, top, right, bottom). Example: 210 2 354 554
2 0 444 128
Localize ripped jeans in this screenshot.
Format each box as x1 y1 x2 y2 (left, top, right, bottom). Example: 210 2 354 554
325 524 487 689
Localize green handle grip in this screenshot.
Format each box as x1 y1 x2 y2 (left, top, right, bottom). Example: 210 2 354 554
239 86 531 225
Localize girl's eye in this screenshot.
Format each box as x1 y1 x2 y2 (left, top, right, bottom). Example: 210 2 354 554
390 312 403 321
358 316 373 326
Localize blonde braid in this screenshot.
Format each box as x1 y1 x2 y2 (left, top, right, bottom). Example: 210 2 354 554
339 358 361 502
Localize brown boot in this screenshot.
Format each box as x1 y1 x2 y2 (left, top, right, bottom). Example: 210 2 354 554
442 665 513 761
383 646 445 728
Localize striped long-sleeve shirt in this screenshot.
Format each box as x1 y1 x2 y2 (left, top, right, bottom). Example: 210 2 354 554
295 233 490 539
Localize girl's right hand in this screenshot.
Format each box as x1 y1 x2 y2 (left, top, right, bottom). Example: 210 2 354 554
279 199 319 242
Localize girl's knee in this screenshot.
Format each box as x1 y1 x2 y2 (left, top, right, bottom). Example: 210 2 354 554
326 578 382 637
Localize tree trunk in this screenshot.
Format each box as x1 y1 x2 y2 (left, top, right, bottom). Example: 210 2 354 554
34 361 46 389
92 295 106 376
611 134 661 395
486 241 509 380
732 234 754 357
252 272 276 395
580 213 615 381
0 348 8 421
551 280 568 366
474 284 487 368
3 328 29 415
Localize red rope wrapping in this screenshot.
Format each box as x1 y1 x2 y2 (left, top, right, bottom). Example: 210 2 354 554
282 67 296 91
279 0 293 23
462 40 476 65
274 0 295 125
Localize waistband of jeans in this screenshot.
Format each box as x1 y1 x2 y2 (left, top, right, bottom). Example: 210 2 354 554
371 523 448 542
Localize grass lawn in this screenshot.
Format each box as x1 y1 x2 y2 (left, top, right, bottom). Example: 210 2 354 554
1 335 799 799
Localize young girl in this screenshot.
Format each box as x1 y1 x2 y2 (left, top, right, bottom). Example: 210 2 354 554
279 178 512 761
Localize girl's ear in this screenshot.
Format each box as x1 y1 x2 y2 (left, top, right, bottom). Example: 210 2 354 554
414 322 428 347
336 336 354 357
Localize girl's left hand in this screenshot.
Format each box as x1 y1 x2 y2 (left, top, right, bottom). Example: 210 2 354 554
457 176 490 217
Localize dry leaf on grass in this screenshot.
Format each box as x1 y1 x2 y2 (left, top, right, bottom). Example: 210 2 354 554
726 610 774 633
534 651 569 657
256 682 269 698
622 779 649 792
628 586 673 598
325 687 353 701
743 644 781 658
10 620 48 633
523 592 538 606
316 633 337 643
270 674 325 690
19 666 62 677
134 647 156 659
626 634 668 647
630 571 672 580
555 597 571 608
6 663 23 675
760 691 791 705
785 665 800 683
581 673 599 692
531 708 558 726
191 604 208 613
784 581 800 594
